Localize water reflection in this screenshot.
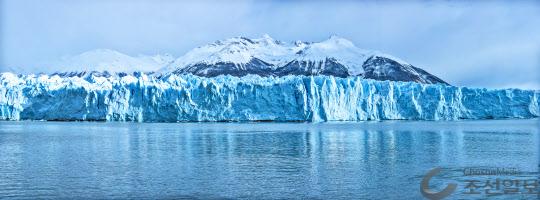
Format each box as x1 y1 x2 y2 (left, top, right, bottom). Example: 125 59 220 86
0 120 538 199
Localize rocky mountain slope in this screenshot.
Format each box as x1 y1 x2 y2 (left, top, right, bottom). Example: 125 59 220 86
160 35 449 85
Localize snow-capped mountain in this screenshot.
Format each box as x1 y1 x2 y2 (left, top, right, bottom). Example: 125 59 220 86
163 34 302 69
286 35 371 76
161 35 449 85
160 34 303 76
48 49 173 77
362 55 448 84
2 35 448 85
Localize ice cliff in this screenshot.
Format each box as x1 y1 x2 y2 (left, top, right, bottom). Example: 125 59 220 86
1 72 538 122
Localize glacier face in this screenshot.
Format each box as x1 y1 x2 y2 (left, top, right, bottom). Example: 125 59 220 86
1 72 538 122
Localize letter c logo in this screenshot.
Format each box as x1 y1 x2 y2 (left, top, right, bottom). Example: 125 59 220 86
420 167 457 200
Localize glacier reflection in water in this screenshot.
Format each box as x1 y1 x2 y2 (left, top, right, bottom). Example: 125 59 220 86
0 120 538 199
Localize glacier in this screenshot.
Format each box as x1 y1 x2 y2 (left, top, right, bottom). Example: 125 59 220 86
1 72 538 122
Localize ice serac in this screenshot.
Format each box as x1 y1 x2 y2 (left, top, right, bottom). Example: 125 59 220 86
1 73 538 122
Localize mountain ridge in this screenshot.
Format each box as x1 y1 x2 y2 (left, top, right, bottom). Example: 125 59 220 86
161 35 448 85
3 35 449 85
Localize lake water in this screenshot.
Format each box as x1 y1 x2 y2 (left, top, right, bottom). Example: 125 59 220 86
0 120 538 199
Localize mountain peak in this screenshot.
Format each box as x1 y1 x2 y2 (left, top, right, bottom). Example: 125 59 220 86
161 35 447 85
321 35 355 48
5 35 447 85
49 49 170 73
260 34 274 41
71 49 126 59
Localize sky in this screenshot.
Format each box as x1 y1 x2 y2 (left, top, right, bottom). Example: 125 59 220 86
0 0 539 89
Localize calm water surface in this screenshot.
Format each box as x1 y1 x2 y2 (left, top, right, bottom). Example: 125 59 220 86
0 120 538 199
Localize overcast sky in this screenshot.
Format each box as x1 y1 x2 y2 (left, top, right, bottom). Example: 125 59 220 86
1 0 539 89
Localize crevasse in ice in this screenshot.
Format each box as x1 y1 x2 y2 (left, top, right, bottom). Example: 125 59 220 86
1 73 538 122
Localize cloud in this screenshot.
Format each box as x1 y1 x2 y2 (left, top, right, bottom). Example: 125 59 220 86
1 0 539 89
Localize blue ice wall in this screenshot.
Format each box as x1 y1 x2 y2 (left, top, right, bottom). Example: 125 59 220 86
1 73 538 122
